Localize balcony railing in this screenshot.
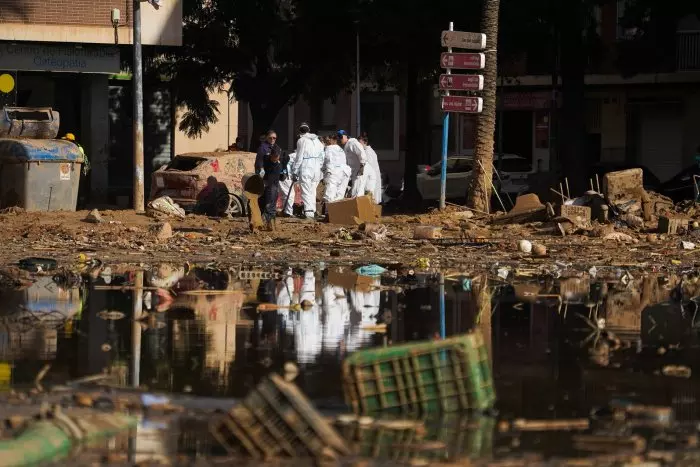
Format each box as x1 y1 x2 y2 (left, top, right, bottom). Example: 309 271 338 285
677 31 700 71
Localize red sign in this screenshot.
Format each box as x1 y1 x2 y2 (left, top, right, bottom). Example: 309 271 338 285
441 96 483 114
440 53 485 70
439 74 484 91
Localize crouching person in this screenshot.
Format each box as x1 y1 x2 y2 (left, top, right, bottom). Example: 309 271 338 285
262 145 284 231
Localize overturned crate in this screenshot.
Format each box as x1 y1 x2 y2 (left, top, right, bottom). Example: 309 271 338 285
210 373 349 460
342 331 495 415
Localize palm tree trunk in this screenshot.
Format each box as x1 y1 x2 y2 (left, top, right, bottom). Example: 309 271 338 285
467 0 501 212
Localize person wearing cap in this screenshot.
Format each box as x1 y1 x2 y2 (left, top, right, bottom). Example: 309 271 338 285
358 134 382 205
321 135 351 207
337 130 375 199
61 132 90 175
291 122 324 219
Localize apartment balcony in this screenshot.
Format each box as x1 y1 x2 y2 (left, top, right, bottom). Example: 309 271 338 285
677 31 700 71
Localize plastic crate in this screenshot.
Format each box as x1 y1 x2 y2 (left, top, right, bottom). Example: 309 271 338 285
342 331 496 414
209 373 349 460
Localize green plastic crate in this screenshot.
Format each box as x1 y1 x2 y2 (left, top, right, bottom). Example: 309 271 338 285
210 373 350 460
342 331 496 414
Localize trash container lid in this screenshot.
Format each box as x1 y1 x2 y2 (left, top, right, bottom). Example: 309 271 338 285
0 138 84 163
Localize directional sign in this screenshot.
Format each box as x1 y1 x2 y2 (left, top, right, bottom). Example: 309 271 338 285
439 74 484 91
440 53 485 70
441 96 483 114
441 31 486 50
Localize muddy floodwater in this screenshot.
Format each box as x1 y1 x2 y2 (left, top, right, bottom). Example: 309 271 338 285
4 263 700 465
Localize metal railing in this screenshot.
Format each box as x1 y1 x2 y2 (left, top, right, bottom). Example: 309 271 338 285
677 31 700 71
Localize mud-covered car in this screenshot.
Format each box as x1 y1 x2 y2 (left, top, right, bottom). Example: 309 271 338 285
149 151 256 216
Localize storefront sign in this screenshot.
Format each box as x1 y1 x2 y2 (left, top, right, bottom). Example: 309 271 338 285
0 44 120 73
499 91 560 110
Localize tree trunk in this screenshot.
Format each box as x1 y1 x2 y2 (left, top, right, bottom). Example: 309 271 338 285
467 0 501 213
558 0 587 195
248 100 280 152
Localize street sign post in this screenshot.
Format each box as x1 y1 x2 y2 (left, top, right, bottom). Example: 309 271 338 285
439 74 484 91
441 31 486 50
438 25 487 210
440 53 485 70
441 96 484 114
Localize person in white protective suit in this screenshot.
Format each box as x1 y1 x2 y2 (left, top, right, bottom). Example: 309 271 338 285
321 136 352 206
279 151 297 217
291 123 325 219
337 130 377 201
359 135 383 205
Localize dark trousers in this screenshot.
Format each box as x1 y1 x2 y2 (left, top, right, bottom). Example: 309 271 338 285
262 179 280 221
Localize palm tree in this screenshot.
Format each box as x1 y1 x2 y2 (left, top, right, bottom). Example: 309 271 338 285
467 0 501 212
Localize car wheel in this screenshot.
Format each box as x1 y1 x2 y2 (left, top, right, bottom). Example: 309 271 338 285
227 194 245 217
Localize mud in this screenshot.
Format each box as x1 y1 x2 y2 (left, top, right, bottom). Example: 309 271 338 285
0 208 696 272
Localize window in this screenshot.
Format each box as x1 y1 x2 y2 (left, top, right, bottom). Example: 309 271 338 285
360 92 394 152
451 158 473 173
321 98 335 128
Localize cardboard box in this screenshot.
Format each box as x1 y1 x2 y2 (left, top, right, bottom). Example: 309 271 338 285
603 169 644 204
327 267 374 292
327 196 381 225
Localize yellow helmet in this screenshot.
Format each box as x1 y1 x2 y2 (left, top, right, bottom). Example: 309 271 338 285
63 133 76 141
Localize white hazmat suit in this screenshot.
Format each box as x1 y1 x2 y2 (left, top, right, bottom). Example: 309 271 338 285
279 152 296 216
344 138 368 196
364 145 383 204
322 144 351 203
292 134 324 219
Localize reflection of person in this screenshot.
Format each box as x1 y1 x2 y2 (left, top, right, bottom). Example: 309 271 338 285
321 282 350 359
295 270 321 363
345 277 381 352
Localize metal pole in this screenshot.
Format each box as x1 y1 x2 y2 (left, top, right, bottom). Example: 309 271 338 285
356 28 361 136
133 0 145 212
131 270 144 388
439 273 446 339
439 21 453 210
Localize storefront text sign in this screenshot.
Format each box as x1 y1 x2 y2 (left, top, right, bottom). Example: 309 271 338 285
0 44 120 74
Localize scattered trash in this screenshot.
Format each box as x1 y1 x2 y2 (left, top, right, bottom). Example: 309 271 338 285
658 216 689 235
416 258 430 270
497 267 509 280
518 239 532 254
511 418 589 432
572 434 646 454
461 278 472 291
342 331 495 414
355 264 387 277
662 365 691 378
83 208 104 224
603 232 635 243
18 257 57 273
413 225 442 240
532 243 547 257
361 223 388 241
619 213 644 229
681 241 696 250
492 193 546 225
150 222 173 242
147 196 186 219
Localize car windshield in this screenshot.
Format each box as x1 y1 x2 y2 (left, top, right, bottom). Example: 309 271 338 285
429 158 473 174
166 156 208 171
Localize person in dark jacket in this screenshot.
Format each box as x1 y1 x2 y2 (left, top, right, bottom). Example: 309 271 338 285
255 130 278 176
261 145 286 231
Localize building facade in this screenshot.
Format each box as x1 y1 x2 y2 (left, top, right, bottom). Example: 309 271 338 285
0 0 186 205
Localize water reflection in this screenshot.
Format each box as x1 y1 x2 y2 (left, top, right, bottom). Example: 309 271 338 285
4 264 700 426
